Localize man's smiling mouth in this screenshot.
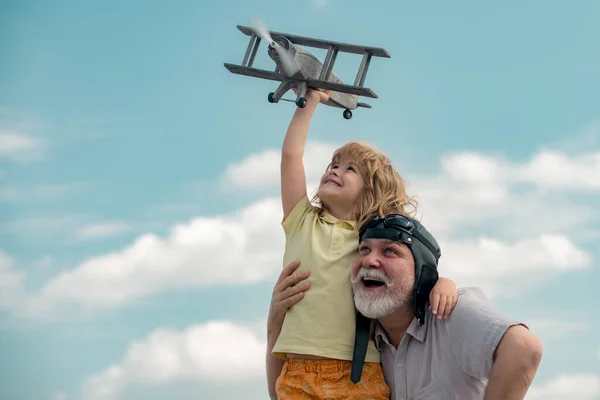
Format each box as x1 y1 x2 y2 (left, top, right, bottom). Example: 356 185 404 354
361 277 386 288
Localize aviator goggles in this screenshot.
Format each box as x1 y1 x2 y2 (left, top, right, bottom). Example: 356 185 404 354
358 214 439 257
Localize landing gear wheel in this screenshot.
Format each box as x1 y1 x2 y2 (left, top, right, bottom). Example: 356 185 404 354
296 97 307 108
268 92 277 103
343 109 352 119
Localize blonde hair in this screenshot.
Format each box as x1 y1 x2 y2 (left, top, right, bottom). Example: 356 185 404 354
311 141 418 229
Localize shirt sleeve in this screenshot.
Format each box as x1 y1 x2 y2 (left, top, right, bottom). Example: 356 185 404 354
446 287 528 378
281 195 314 238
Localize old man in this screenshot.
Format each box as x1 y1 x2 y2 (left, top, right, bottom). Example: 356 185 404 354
267 213 543 399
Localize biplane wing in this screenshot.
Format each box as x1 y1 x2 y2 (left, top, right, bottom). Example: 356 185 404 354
225 23 390 119
305 78 377 98
236 25 391 58
224 64 284 83
223 64 378 99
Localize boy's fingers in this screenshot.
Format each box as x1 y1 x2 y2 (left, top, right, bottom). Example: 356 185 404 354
442 298 453 319
430 292 440 315
449 296 458 317
437 297 447 320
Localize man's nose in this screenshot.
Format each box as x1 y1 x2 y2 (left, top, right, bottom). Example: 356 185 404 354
362 253 382 269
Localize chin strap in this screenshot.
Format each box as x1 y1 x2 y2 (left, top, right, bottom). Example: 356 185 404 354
350 310 371 383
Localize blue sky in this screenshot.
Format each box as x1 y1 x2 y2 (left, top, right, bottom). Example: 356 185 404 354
1 1 599 399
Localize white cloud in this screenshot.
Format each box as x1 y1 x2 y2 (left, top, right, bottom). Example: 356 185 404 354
223 139 600 203
82 320 267 400
525 318 588 343
440 149 600 190
221 140 338 191
35 197 284 311
52 391 70 400
2 226 590 316
526 373 600 400
0 182 91 203
311 0 329 7
0 130 45 161
226 145 600 193
76 222 132 240
0 215 90 234
33 182 90 197
410 151 599 240
516 149 600 190
438 234 591 297
0 251 28 311
0 187 19 202
441 151 507 183
81 322 599 400
222 142 599 241
1 141 597 317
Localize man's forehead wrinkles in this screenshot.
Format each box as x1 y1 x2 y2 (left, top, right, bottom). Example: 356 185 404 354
362 238 410 252
363 238 400 245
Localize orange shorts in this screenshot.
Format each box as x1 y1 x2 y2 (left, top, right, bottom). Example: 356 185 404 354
275 358 390 399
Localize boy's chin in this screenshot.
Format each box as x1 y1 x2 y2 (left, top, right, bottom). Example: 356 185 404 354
318 187 342 201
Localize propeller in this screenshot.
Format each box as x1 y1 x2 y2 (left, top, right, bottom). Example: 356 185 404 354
250 18 299 76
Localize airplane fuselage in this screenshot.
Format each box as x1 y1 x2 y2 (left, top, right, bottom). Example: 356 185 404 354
267 36 358 110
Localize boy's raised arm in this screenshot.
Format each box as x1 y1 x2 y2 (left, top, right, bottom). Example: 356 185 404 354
281 90 329 219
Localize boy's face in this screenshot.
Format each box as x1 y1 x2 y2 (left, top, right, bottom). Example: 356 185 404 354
317 156 365 212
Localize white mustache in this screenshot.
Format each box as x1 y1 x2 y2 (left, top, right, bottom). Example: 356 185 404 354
352 267 391 286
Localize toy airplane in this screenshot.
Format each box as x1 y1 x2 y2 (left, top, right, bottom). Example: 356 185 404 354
224 23 391 119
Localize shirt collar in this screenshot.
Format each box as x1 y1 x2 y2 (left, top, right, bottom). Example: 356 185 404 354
319 210 356 230
374 315 429 350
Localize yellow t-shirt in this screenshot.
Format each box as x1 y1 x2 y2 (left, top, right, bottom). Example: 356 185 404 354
272 195 380 363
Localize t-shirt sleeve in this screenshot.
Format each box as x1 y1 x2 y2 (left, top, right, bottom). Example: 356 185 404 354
281 195 314 238
446 287 528 378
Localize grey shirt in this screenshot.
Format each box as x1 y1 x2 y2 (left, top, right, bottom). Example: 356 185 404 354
375 287 525 400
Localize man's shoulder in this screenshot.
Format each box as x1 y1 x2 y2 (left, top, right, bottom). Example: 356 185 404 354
456 287 490 304
446 286 514 329
440 287 497 325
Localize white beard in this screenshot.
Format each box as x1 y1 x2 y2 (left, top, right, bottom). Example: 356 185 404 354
353 290 404 319
351 267 412 319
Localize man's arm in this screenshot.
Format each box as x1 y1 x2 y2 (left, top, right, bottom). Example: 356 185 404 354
266 330 284 400
265 260 312 399
446 288 542 399
281 90 328 220
483 325 543 400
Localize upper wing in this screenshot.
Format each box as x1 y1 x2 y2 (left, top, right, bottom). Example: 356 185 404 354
236 25 391 58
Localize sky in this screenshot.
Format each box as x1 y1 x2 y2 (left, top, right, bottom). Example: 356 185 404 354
0 0 599 399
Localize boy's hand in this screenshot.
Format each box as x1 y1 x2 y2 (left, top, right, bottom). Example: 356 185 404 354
292 88 331 104
307 88 331 103
429 277 458 320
